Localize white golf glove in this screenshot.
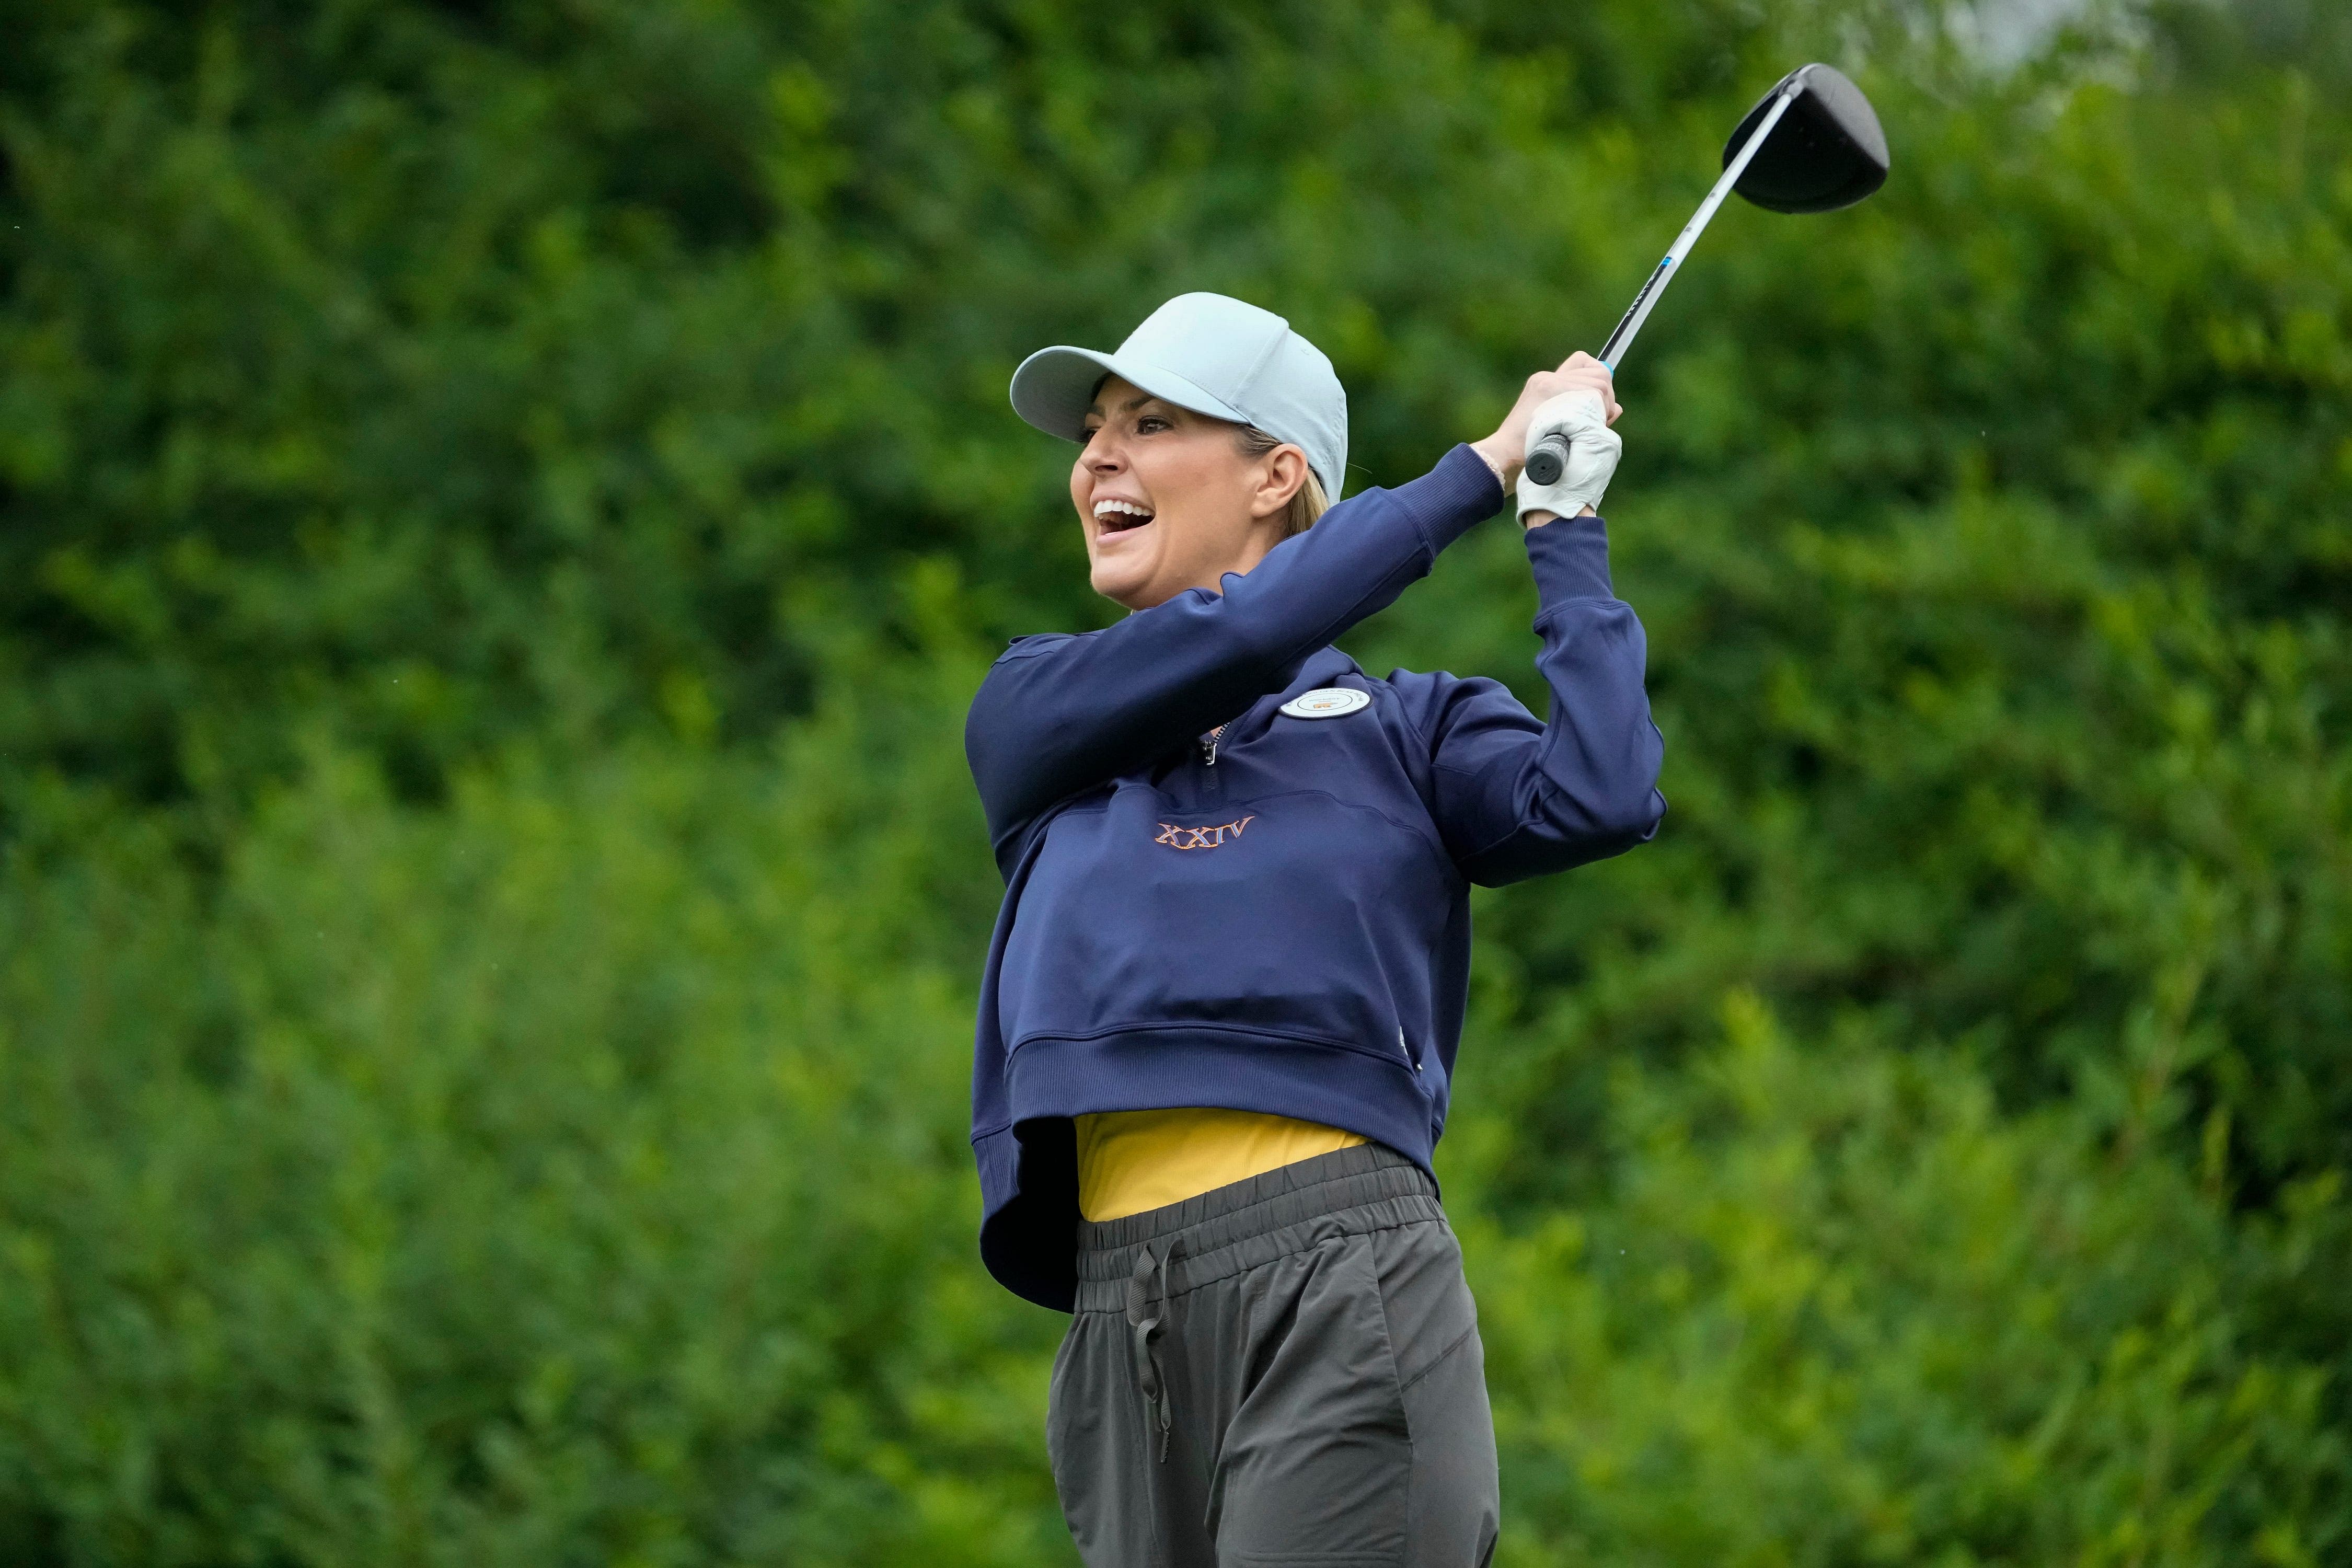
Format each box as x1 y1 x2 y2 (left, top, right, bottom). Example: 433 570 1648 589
1516 388 1621 521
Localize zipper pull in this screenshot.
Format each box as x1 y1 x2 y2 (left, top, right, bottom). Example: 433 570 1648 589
1200 724 1224 767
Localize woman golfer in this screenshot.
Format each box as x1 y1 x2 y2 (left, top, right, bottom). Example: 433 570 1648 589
965 292 1663 1567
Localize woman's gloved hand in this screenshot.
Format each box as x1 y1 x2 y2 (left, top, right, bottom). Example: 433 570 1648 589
1469 351 1622 528
1515 388 1621 525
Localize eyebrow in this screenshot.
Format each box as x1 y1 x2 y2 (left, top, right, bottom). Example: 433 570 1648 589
1084 393 1162 420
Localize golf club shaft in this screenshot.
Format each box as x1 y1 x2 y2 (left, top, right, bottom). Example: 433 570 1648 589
1524 76 1806 491
1597 79 1802 371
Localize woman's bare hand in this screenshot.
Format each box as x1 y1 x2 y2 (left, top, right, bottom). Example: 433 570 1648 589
1470 352 1622 488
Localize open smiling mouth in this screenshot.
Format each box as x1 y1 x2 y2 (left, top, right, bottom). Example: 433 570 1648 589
1093 499 1155 534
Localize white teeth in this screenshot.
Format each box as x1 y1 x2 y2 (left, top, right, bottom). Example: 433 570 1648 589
1092 499 1154 522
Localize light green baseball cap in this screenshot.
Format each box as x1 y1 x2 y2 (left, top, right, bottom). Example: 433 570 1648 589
1010 292 1348 500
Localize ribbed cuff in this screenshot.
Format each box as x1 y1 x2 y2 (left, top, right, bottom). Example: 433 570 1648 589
1391 444 1507 554
1525 511 1615 604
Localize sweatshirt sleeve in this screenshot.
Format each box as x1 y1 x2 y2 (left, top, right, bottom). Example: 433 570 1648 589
965 444 1505 861
1391 513 1666 885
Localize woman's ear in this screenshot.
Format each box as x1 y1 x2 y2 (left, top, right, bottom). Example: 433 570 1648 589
1249 444 1309 520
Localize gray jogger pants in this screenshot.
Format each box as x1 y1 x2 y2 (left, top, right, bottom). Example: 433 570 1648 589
1048 1143 1500 1568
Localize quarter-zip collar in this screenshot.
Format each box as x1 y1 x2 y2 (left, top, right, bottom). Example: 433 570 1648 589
1204 650 1364 761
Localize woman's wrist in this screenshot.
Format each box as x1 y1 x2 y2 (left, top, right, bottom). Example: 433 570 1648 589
1521 504 1597 529
1471 433 1602 528
1470 437 1593 526
1469 435 1518 491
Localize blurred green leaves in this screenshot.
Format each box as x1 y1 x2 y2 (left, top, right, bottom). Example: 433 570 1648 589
0 643 1054 1564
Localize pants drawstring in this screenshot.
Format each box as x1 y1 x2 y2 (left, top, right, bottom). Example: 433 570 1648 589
1125 1237 1180 1463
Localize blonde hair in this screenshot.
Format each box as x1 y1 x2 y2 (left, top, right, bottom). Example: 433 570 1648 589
1233 425 1329 539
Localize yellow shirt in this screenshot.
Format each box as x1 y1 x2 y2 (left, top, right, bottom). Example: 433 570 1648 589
1074 1108 1367 1221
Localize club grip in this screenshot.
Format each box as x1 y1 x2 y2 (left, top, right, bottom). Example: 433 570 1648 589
1525 433 1570 487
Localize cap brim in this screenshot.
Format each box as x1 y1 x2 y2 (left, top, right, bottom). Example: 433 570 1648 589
1009 346 1251 443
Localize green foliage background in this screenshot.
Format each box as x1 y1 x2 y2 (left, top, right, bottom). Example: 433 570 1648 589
4 0 2350 1562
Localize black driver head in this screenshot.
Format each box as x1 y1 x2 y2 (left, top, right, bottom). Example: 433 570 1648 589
1724 63 1889 214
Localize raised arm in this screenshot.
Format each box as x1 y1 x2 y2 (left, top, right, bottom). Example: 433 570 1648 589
1392 513 1667 884
965 446 1503 858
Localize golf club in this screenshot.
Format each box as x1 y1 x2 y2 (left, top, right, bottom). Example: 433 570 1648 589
1524 63 1889 487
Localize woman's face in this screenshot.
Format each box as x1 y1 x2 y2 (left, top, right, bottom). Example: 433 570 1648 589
1072 375 1306 610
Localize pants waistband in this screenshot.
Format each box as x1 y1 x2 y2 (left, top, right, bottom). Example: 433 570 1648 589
1073 1143 1443 1315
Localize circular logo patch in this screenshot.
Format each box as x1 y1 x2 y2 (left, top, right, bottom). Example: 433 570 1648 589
1279 687 1371 720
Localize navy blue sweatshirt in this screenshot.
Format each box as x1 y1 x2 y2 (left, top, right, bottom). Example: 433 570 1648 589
965 444 1664 1309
